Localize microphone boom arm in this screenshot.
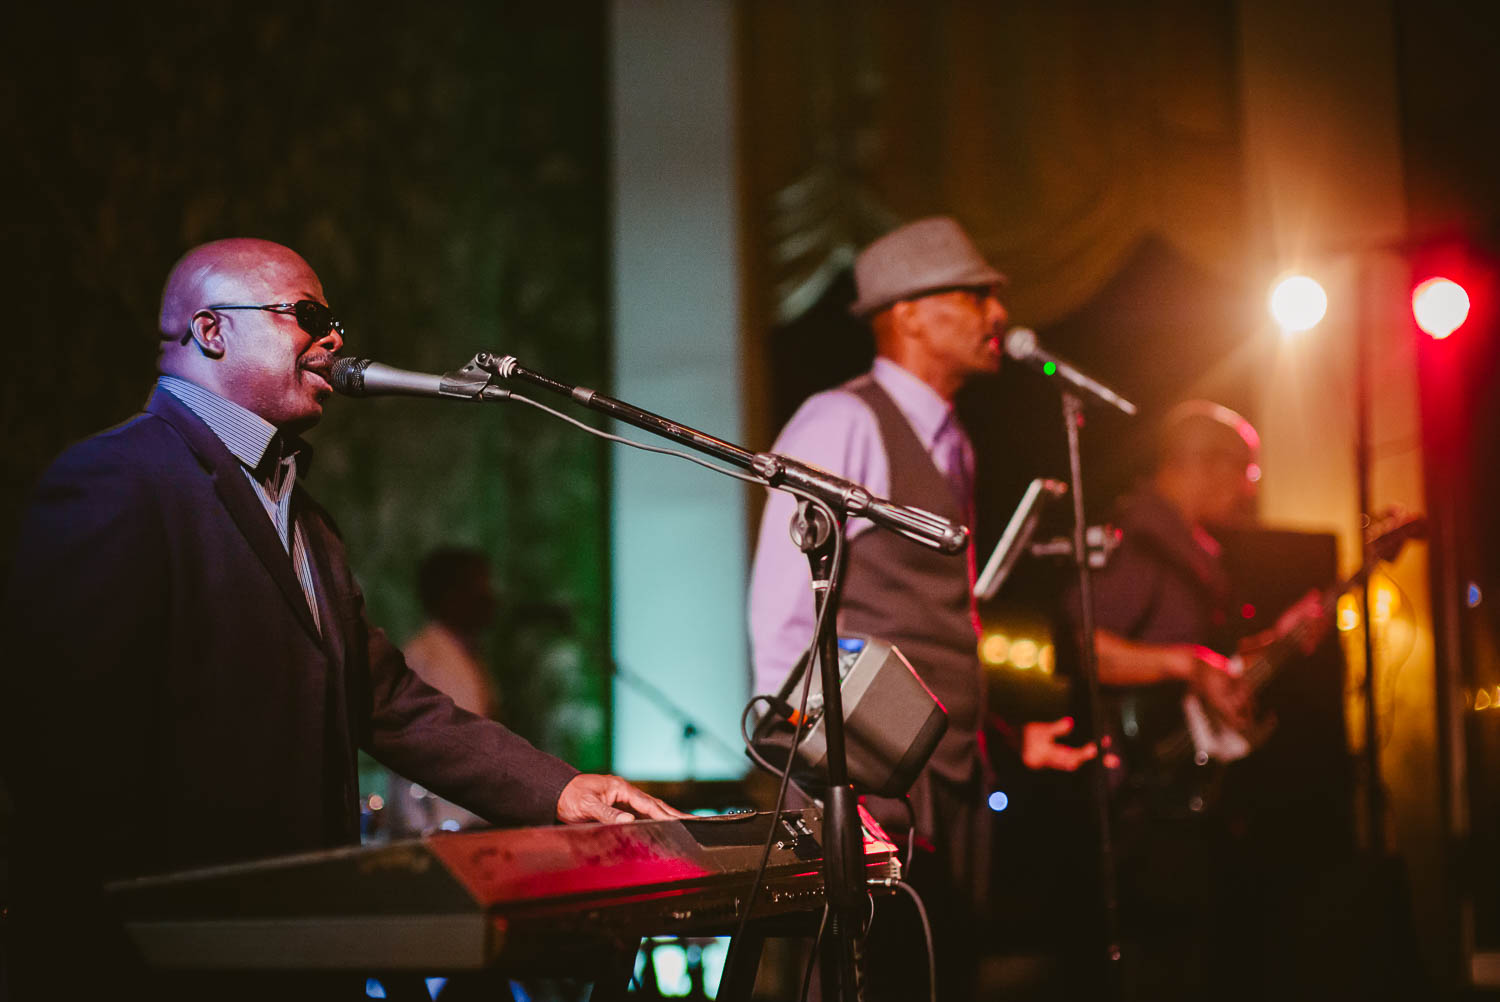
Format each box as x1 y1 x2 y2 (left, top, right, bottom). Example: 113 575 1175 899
473 352 969 554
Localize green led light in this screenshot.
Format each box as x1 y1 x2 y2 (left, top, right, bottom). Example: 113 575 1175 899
1042 361 1057 376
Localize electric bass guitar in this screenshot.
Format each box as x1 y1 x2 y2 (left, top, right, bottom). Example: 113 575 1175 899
1112 514 1426 817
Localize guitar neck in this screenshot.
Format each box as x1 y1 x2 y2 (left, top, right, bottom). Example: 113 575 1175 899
1240 567 1373 690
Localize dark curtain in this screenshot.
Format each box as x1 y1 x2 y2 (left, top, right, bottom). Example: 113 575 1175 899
739 0 1247 334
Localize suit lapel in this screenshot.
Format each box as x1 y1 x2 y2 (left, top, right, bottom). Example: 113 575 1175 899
298 502 348 667
297 503 354 775
147 391 324 642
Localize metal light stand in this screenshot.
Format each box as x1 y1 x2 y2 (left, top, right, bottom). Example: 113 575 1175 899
1355 261 1386 855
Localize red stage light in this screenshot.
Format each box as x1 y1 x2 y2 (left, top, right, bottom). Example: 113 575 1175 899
1412 277 1471 339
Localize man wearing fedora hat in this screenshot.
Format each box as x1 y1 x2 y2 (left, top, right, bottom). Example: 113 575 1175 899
749 216 1093 999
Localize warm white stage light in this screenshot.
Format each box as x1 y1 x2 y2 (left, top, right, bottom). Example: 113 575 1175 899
1269 275 1328 334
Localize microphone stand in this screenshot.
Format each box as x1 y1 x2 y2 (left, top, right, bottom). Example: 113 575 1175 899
1006 332 1135 995
789 497 864 1002
469 351 966 1002
1060 391 1124 996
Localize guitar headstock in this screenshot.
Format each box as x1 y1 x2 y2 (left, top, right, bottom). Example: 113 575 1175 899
1365 509 1428 565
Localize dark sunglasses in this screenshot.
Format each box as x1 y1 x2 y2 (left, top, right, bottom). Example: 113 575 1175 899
184 300 345 343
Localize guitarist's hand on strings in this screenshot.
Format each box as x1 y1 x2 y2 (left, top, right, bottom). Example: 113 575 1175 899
1181 645 1252 732
1095 629 1251 731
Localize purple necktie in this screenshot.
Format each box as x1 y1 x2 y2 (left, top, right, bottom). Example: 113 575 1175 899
933 416 972 515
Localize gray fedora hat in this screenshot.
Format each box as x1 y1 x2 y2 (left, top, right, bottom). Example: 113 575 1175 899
849 216 1006 318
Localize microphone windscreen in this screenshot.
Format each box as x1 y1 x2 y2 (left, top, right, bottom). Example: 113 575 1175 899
1003 326 1038 362
328 357 371 396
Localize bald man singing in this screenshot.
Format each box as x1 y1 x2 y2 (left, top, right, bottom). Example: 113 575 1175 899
1 239 678 996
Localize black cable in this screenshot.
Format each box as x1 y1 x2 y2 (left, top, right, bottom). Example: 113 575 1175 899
899 797 917 878
862 887 879 939
723 635 816 975
740 692 826 810
505 392 768 486
893 880 936 1002
740 695 792 780
798 905 830 1002
723 490 845 986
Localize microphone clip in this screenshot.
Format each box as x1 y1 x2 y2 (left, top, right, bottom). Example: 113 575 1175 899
442 354 509 400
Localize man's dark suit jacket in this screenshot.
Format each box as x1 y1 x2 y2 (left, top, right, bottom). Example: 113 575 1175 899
1 388 578 981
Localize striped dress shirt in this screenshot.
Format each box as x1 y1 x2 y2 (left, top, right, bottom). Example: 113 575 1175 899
155 376 322 635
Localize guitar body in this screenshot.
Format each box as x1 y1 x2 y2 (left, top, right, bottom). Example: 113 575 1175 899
1107 672 1279 820
1108 684 1235 819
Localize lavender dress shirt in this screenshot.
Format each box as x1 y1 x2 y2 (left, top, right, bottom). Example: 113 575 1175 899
748 357 975 697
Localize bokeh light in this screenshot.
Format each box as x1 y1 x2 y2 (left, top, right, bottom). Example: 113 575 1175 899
980 631 1056 674
1337 594 1360 632
1371 577 1401 624
1269 275 1328 333
1412 277 1470 339
980 633 1011 665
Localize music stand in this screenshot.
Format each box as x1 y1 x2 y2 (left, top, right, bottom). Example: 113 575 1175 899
974 478 1068 601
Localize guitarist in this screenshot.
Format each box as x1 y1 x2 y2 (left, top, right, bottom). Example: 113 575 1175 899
1080 400 1327 1001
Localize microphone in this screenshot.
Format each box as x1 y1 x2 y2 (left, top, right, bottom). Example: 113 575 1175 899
1003 327 1137 416
328 357 510 401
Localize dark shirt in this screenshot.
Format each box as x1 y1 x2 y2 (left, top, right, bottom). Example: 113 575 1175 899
1090 488 1232 653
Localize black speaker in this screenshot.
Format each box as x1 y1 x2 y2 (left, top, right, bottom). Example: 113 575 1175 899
751 635 948 797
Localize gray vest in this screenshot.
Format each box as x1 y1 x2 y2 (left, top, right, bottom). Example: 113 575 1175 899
838 375 982 782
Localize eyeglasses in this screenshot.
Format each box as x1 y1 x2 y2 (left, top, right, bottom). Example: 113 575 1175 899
909 284 1004 306
175 301 344 347
207 300 344 339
